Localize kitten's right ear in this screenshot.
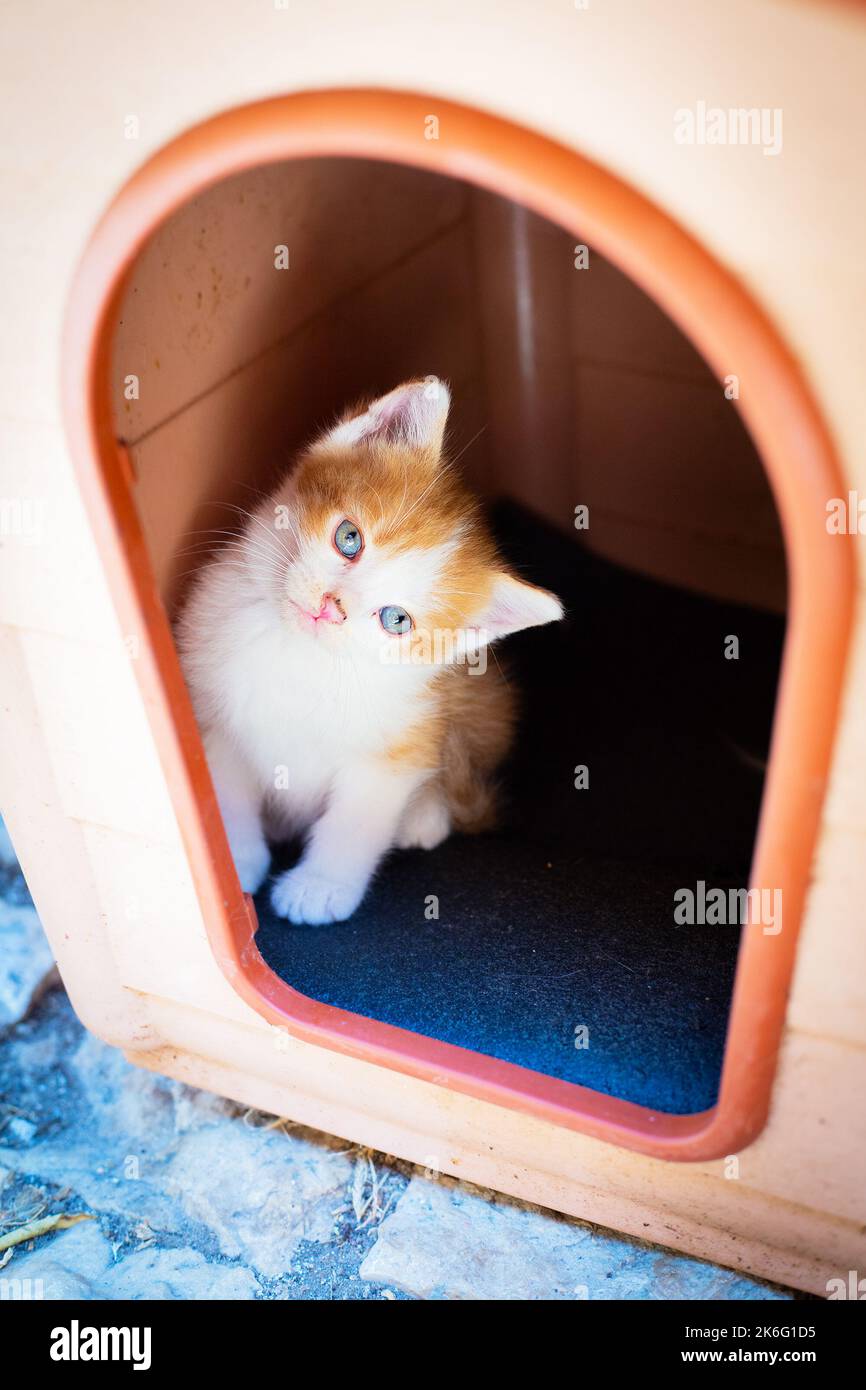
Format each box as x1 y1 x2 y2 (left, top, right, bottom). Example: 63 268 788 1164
319 377 450 454
473 572 565 643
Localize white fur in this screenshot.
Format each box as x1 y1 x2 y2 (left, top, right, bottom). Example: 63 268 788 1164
178 496 448 924
395 782 452 850
177 381 561 926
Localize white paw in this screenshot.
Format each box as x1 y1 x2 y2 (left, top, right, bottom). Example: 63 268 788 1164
231 836 271 894
271 865 366 925
396 792 451 851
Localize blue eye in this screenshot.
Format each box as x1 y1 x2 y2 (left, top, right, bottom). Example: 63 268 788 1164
334 519 363 558
379 605 412 634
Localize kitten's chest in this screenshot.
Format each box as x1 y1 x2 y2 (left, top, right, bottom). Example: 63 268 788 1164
225 626 413 791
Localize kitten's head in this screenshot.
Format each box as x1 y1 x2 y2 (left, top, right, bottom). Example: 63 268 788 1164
259 378 563 666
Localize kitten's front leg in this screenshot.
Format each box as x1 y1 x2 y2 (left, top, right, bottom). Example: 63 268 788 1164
272 761 429 925
204 726 271 894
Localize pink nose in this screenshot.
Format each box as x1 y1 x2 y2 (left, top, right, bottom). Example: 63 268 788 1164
311 593 345 624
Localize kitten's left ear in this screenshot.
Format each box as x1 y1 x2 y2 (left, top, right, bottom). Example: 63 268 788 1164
472 572 564 644
323 377 450 454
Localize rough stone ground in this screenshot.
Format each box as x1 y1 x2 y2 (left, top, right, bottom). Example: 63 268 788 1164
0 822 797 1300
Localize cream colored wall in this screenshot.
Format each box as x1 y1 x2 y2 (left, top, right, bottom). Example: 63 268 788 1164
2 0 866 1296
471 191 786 610
570 249 786 611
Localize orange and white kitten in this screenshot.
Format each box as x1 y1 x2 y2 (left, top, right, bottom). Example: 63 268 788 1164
178 378 563 925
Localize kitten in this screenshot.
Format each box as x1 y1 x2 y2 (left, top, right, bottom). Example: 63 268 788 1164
177 378 563 925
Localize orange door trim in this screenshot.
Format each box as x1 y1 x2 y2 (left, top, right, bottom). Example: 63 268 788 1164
62 89 856 1160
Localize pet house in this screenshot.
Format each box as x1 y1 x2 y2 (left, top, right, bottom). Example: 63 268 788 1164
1 0 865 1296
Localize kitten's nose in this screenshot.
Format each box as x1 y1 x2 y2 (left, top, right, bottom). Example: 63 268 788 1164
314 593 345 624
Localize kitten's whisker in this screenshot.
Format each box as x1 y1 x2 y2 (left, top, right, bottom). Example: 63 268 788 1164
388 467 411 536
176 535 287 587
238 517 297 569
180 517 292 570
388 467 442 533
434 588 489 598
234 480 279 505
446 423 488 469
358 479 387 526
225 503 296 555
